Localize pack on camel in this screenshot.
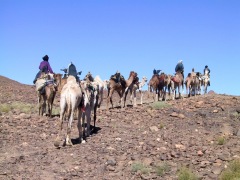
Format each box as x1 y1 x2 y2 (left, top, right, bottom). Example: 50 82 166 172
35 72 61 117
84 72 106 108
129 76 148 106
54 75 84 147
106 71 137 110
171 70 184 100
148 73 166 101
185 70 202 97
57 62 82 93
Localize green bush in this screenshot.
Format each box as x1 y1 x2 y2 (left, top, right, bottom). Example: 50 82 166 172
0 102 37 114
0 104 11 113
178 167 198 180
132 162 150 174
220 159 240 180
217 136 226 145
151 101 171 110
155 163 170 176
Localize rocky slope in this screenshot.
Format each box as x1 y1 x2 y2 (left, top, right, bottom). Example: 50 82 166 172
0 75 240 180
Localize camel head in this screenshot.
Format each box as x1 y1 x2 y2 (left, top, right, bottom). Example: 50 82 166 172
84 72 94 82
142 76 148 82
127 71 137 79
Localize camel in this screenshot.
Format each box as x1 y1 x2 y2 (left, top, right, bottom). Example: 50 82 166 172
84 72 106 108
80 80 99 137
123 72 140 107
106 71 137 110
162 74 173 101
185 71 202 97
54 75 84 147
36 73 61 117
148 73 166 101
129 76 148 106
171 71 184 100
148 74 160 101
202 72 210 94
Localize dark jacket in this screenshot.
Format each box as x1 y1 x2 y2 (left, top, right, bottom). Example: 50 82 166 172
153 69 161 75
175 63 184 72
204 67 210 75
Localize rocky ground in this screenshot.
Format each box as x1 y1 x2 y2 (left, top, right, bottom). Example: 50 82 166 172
0 75 240 180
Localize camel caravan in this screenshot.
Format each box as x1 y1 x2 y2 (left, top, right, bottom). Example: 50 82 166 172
33 59 211 147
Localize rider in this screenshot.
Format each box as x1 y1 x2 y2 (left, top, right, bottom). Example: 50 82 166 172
203 65 210 86
153 68 161 75
111 70 124 84
175 59 184 79
67 62 82 82
33 55 54 84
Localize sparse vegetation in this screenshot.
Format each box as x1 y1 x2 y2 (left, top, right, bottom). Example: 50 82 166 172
132 162 150 174
220 159 240 180
0 102 37 114
177 167 198 180
0 104 11 113
51 106 60 116
155 162 170 176
217 136 226 145
151 101 171 109
159 122 164 129
232 112 240 120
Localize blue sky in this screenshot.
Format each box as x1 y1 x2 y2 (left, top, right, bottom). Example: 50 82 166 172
1 0 240 95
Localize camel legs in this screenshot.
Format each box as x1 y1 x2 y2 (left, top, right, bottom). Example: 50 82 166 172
124 88 129 107
77 108 84 143
139 90 143 104
118 90 123 108
84 106 92 137
133 89 137 106
65 110 74 146
39 96 46 116
54 102 66 148
107 88 114 110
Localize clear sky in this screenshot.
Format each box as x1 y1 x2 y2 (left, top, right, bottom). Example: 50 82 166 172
1 0 240 95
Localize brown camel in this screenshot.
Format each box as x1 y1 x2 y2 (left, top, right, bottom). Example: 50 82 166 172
148 73 166 101
164 74 173 101
185 70 202 97
106 71 137 110
37 73 61 117
171 71 184 100
52 73 67 94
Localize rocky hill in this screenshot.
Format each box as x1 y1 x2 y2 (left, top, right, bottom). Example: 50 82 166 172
0 75 240 179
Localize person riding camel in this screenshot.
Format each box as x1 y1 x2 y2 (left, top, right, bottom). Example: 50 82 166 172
111 70 124 84
203 65 210 86
153 69 161 75
61 62 82 82
175 60 184 86
33 55 54 84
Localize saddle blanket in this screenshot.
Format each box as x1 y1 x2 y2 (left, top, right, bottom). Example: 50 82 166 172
35 79 46 91
171 77 180 83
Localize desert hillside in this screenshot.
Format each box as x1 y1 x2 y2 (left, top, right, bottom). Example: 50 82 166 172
0 75 240 180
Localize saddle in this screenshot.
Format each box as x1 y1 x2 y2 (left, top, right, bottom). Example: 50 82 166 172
171 76 180 83
35 73 56 94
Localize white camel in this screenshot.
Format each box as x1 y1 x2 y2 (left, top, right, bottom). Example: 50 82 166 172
54 75 84 147
80 80 99 137
94 75 106 108
202 72 210 94
130 76 148 106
